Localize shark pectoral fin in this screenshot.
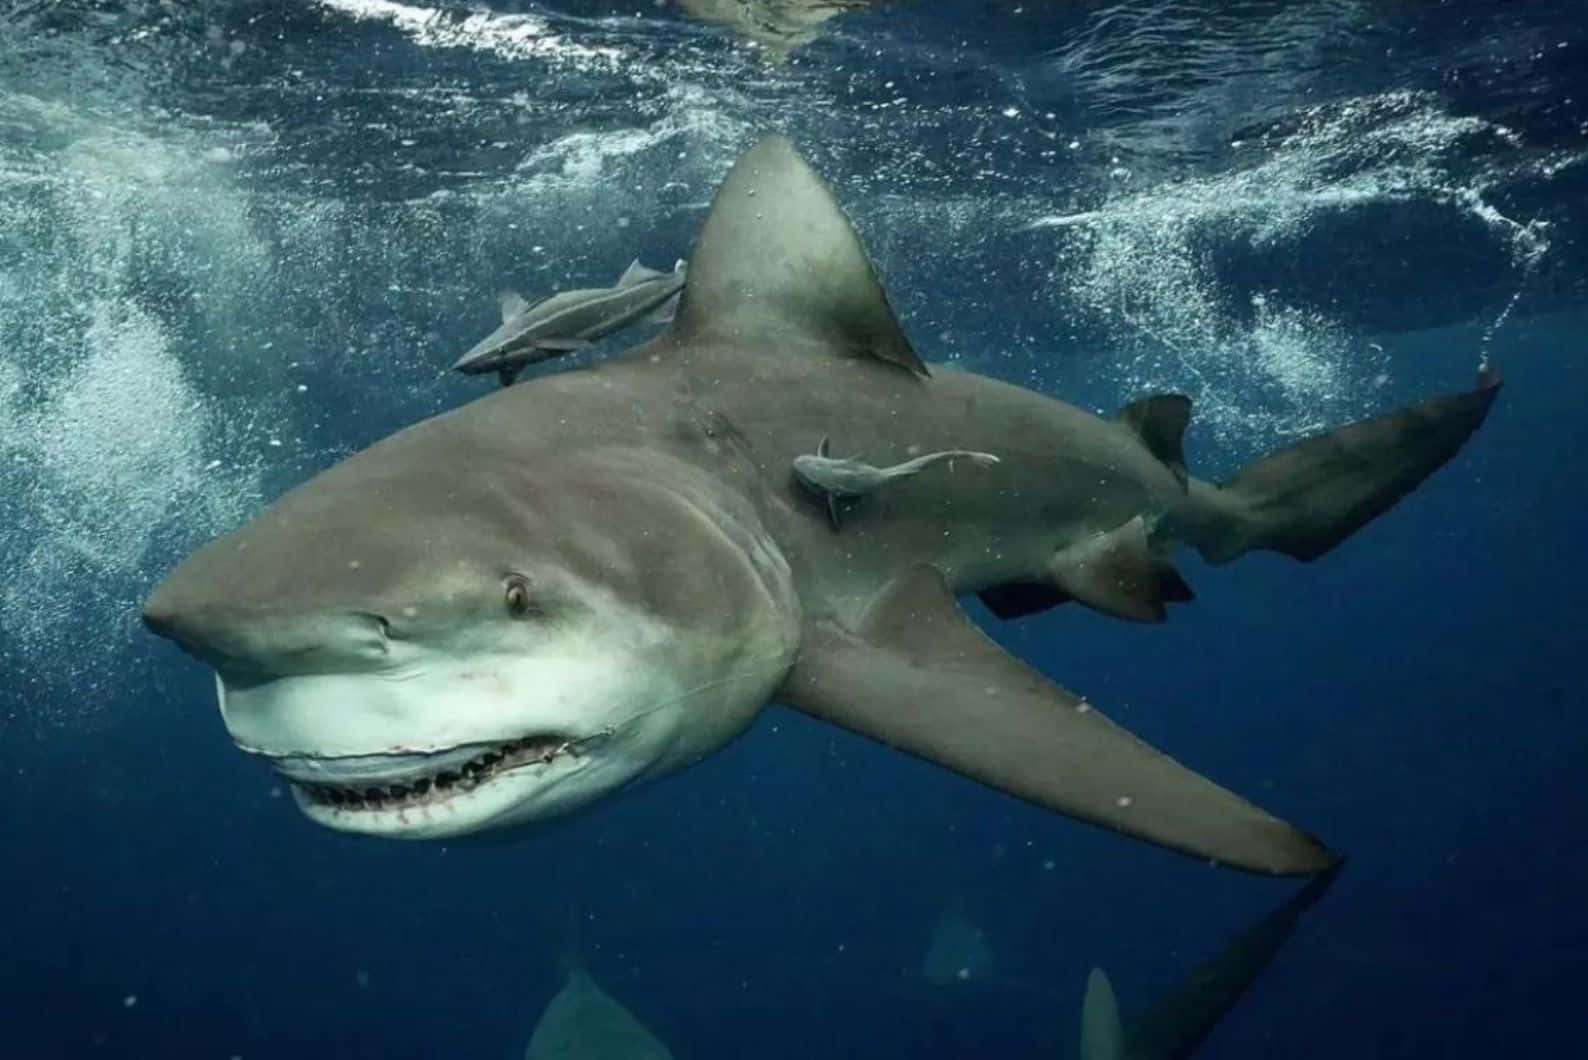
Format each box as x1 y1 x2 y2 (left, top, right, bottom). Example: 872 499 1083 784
1049 516 1190 623
534 337 592 351
497 366 522 387
500 290 531 322
777 566 1337 876
1117 393 1192 488
671 136 929 378
1081 968 1125 1060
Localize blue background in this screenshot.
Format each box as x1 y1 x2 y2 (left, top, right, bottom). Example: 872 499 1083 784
1 2 1582 1057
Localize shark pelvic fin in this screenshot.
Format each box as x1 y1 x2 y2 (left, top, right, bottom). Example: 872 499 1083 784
1047 516 1192 623
777 565 1338 875
671 135 929 378
1117 393 1191 488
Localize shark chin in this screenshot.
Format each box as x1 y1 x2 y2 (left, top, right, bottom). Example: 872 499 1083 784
209 640 718 838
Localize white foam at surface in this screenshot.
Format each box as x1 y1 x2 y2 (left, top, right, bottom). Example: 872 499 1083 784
318 0 625 65
1036 90 1553 446
0 105 271 720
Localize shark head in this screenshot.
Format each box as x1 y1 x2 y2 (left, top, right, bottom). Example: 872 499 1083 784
143 417 800 839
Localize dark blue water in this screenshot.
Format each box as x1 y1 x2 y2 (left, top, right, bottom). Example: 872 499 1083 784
2 2 1583 1057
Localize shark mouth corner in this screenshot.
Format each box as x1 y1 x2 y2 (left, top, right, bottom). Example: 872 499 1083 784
260 733 589 819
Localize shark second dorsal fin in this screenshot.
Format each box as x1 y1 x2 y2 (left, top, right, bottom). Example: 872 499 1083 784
673 135 928 378
1117 393 1191 487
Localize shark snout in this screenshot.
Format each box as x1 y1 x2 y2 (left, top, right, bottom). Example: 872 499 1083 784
142 589 394 677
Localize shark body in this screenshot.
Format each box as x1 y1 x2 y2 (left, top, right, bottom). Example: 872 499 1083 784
143 137 1499 876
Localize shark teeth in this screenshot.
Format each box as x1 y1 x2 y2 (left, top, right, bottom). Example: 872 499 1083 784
293 734 573 812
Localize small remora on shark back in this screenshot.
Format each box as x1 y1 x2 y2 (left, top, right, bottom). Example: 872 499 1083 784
453 259 686 384
144 136 1499 874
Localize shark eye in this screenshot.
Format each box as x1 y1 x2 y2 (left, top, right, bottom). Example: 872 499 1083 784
503 575 534 618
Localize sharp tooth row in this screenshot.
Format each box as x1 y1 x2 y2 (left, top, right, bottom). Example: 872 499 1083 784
298 735 572 811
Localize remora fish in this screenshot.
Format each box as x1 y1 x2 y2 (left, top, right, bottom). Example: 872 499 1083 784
454 259 686 386
793 436 1001 528
143 137 1500 876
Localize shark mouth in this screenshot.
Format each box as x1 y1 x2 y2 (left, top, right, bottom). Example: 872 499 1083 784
269 734 579 813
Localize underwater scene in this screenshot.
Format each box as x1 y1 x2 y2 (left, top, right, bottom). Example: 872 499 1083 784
1 1 1583 1057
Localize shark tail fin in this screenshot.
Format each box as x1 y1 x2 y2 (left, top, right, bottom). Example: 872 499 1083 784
1188 370 1500 565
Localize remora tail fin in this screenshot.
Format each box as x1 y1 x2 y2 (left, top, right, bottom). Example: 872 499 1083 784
777 566 1337 876
1189 371 1500 564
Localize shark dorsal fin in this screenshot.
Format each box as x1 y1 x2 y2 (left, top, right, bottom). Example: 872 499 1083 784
500 290 532 323
817 435 831 458
1081 967 1125 1060
673 135 928 378
1117 393 1191 487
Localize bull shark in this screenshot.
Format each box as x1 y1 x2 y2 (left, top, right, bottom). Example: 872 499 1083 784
454 260 686 386
1079 864 1342 1060
142 135 1500 876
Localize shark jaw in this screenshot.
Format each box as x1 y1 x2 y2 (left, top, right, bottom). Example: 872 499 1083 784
212 638 707 840
277 735 598 839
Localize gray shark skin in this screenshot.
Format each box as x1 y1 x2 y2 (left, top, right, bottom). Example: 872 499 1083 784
1080 863 1343 1060
454 259 686 385
142 136 1500 875
793 436 1000 528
